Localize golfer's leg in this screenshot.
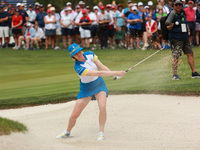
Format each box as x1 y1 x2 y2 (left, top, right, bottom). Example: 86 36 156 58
187 53 196 73
172 57 179 74
95 91 107 132
67 97 91 132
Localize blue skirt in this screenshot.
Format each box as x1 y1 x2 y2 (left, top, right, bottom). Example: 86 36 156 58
77 77 108 100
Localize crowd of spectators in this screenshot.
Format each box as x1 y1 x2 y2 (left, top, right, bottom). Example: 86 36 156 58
0 0 200 50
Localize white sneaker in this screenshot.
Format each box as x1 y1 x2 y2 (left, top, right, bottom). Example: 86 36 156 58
56 130 70 139
12 46 17 49
141 46 147 51
54 46 60 50
97 132 104 141
144 43 149 48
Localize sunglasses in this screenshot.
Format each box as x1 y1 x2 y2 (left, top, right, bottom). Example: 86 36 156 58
175 4 182 6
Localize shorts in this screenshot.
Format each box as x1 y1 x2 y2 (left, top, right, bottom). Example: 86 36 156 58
22 26 26 35
12 28 22 35
195 22 200 31
130 28 142 37
61 28 73 36
56 28 62 35
108 25 114 37
74 27 80 35
45 29 56 36
0 26 9 38
170 39 193 58
188 21 195 36
79 27 91 38
91 25 99 37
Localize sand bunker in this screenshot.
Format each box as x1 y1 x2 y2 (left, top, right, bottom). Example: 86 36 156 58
0 94 200 150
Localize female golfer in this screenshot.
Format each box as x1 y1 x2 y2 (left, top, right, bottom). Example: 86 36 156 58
56 43 126 141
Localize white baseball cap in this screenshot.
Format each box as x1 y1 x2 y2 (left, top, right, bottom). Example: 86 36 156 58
79 1 85 5
133 3 137 6
148 1 153 6
93 6 99 10
35 2 40 6
132 6 137 10
68 7 72 10
144 6 149 9
66 2 72 6
16 3 21 7
138 2 143 6
27 22 32 26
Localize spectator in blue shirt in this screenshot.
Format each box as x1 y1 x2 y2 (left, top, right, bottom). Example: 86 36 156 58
124 0 132 14
0 5 9 48
127 6 143 49
35 4 47 29
19 4 29 35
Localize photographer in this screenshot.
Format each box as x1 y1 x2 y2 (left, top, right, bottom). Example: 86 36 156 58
166 0 200 80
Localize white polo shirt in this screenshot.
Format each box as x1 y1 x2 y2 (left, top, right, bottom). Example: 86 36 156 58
74 51 98 83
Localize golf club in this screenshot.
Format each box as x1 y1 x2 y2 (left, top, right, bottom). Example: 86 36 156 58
113 44 165 80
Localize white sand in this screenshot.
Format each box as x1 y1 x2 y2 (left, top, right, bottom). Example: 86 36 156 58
0 94 200 150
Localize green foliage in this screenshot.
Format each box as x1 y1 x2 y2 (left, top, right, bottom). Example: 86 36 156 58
0 117 27 135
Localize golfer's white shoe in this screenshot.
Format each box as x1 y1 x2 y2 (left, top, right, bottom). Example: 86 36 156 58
56 130 70 139
97 132 104 141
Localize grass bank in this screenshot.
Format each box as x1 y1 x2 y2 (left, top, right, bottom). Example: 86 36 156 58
0 117 27 135
0 47 200 109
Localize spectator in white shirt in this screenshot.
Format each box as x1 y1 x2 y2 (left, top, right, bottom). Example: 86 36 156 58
31 23 45 50
60 8 73 49
27 4 36 24
51 7 61 50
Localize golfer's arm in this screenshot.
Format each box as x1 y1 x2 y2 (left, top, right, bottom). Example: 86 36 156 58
86 70 119 77
94 59 111 71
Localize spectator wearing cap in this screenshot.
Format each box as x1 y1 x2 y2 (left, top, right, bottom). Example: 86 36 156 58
27 4 36 24
60 2 74 17
73 5 82 44
121 3 133 48
34 2 40 14
16 3 21 10
97 5 111 49
17 22 35 50
47 4 52 9
60 8 73 49
90 6 100 50
0 5 9 48
31 23 45 50
184 1 195 44
195 2 200 46
182 0 186 8
44 9 56 50
11 9 22 49
51 7 61 50
137 2 144 17
79 1 85 9
124 0 132 14
115 4 125 48
79 9 92 49
19 4 29 35
35 4 47 29
105 4 115 49
127 6 143 49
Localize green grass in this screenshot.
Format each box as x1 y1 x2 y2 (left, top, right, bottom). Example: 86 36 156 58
0 47 200 109
0 117 27 135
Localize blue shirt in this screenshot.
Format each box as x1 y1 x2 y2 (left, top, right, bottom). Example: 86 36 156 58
115 10 123 27
20 10 28 25
124 7 129 14
74 51 98 83
0 11 9 26
24 26 35 38
168 13 189 40
128 12 141 30
35 11 47 28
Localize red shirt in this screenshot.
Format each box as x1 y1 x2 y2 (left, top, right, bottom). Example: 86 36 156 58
12 15 23 29
184 7 195 22
145 19 157 33
79 16 91 23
